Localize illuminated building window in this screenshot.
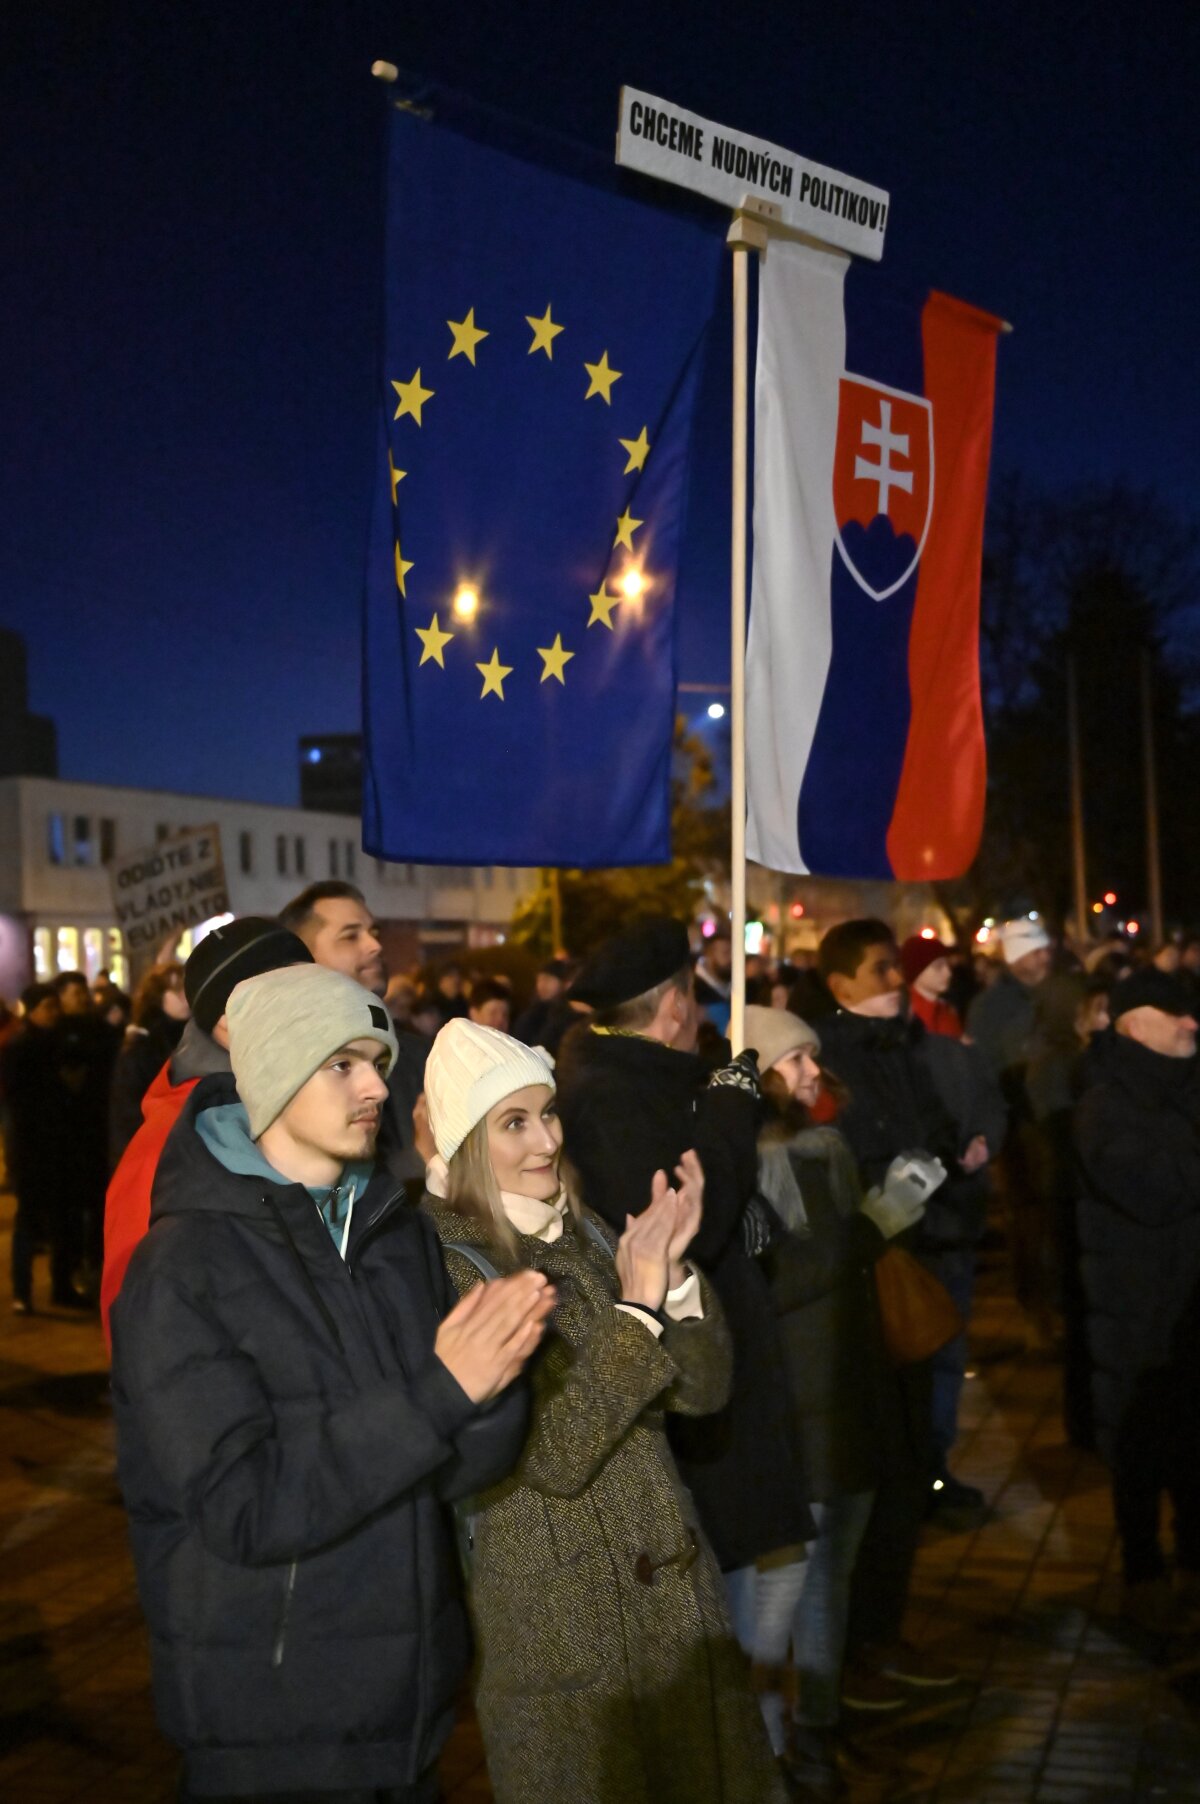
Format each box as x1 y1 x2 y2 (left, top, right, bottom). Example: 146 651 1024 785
33 929 52 979
107 929 128 992
83 928 104 979
56 926 80 973
46 813 65 866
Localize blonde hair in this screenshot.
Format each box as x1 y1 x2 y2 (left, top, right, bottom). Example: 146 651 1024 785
446 1113 583 1261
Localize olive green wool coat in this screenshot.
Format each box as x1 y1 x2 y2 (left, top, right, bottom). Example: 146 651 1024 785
424 1196 786 1804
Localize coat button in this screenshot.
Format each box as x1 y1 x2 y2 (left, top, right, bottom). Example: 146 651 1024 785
635 1553 655 1585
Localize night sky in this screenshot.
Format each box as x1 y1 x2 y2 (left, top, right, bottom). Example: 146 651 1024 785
3 1 1197 806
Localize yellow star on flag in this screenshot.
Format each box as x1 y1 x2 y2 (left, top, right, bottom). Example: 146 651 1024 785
477 647 513 700
447 307 489 365
587 584 621 629
526 305 564 359
394 541 414 597
613 508 643 551
415 612 454 669
391 368 434 425
619 426 651 473
537 633 575 685
584 350 622 404
388 452 405 503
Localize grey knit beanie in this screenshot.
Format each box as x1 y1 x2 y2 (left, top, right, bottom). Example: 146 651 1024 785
743 1004 821 1073
226 964 398 1138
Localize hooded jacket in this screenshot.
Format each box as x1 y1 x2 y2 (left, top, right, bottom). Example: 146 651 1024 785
110 1073 527 1798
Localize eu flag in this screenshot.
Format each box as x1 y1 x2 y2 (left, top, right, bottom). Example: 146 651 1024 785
362 91 724 868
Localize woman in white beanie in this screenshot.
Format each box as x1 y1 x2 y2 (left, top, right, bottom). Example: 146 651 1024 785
740 1005 942 1795
421 1017 786 1804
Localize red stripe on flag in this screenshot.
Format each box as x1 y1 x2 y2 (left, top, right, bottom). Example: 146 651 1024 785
885 291 1000 881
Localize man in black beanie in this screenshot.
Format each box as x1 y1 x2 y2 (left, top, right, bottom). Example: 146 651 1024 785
556 919 814 1690
100 918 312 1345
1075 967 1200 1634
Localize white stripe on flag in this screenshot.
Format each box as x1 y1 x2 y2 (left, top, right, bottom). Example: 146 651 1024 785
746 238 847 874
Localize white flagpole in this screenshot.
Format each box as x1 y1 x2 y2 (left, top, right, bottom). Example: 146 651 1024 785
726 213 768 1054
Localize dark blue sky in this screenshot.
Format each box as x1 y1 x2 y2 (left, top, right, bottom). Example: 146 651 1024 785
3 1 1196 805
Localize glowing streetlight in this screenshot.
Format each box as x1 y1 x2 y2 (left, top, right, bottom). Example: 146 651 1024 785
1092 902 1103 915
452 582 480 622
707 702 726 721
919 927 937 941
1103 891 1117 907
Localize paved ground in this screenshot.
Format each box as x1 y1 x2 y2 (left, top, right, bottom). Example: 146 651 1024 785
3 1190 1200 1802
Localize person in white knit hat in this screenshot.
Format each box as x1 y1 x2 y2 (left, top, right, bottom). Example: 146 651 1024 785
110 964 554 1804
420 1016 786 1804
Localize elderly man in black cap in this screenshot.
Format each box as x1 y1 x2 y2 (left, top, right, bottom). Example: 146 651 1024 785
556 920 814 1720
1075 967 1200 1635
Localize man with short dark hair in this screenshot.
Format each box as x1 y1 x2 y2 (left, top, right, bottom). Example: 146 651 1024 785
1076 968 1200 1635
112 963 550 1800
281 882 427 1183
814 919 974 1696
466 976 511 1033
511 958 571 1047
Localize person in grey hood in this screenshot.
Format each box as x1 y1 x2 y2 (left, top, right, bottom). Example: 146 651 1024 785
111 963 554 1802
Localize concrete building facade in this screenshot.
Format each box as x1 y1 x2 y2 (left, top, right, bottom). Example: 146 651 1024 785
0 775 537 998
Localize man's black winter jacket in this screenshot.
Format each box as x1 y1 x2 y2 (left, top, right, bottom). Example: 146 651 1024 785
111 1074 527 1798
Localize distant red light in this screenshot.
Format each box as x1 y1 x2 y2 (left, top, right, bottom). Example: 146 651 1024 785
1104 892 1117 907
790 902 805 919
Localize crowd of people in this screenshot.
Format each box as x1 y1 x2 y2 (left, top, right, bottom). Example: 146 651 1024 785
3 882 1200 1802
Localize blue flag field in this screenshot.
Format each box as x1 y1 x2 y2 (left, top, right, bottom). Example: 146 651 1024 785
362 94 723 868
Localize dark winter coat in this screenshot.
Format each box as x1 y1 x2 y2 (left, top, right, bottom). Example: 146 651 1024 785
757 1124 891 1499
0 1022 71 1192
425 1197 783 1804
108 1010 186 1171
556 1024 814 1567
815 1010 982 1250
377 1029 430 1186
110 1074 527 1799
1074 1031 1200 1463
966 968 1043 1096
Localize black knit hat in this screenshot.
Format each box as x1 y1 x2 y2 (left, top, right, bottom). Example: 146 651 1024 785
184 917 313 1033
571 918 691 1010
1110 968 1195 1021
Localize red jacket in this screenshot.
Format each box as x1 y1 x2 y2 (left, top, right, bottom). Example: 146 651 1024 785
908 986 964 1040
101 1058 200 1349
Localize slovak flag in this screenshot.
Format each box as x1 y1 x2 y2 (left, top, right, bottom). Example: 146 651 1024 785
746 237 1002 879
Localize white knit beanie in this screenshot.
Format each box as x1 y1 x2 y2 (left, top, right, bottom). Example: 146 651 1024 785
424 1018 556 1162
226 964 398 1138
1000 918 1051 965
743 1004 821 1073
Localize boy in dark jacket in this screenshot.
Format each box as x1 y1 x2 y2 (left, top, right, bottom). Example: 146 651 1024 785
111 963 553 1802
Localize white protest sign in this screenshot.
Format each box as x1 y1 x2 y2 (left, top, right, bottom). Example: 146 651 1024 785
109 824 230 976
616 87 889 261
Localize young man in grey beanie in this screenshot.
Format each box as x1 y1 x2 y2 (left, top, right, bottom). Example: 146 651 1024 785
111 963 554 1803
